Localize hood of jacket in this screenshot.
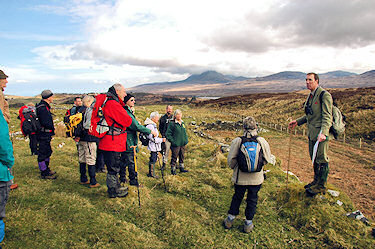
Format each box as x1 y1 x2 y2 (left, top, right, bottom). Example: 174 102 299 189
106 86 121 103
144 117 156 126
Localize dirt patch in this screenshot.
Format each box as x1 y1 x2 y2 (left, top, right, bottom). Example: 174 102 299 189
268 135 375 221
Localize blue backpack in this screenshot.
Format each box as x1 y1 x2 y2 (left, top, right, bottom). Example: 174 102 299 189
236 136 264 173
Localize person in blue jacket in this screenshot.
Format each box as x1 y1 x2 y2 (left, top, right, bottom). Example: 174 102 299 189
0 108 14 246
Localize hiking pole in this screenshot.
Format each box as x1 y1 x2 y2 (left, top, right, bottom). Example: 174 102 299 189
157 151 167 192
130 146 141 207
286 118 293 189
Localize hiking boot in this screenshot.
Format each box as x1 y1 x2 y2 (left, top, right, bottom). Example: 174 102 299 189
179 168 189 173
243 222 254 233
89 183 100 188
171 167 177 175
116 189 128 198
306 185 326 197
41 174 57 180
304 181 317 189
80 180 90 185
223 217 234 229
129 179 138 186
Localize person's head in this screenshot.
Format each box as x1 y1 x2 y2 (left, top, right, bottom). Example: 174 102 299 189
0 70 8 91
124 94 135 107
174 109 182 121
74 97 83 107
113 83 126 101
150 111 160 123
243 116 257 131
166 105 173 115
41 90 54 104
82 95 95 108
306 73 319 92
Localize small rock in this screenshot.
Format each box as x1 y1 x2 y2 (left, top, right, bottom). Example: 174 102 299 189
346 210 370 226
190 121 196 125
327 190 340 197
336 200 343 206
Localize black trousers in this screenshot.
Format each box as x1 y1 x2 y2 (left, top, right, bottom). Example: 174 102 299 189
121 152 136 181
228 184 262 220
37 136 52 162
103 151 122 176
29 133 38 154
96 148 105 171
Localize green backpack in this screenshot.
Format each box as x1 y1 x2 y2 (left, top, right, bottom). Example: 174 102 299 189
320 91 345 139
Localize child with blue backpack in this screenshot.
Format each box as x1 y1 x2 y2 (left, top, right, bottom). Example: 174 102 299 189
223 116 272 233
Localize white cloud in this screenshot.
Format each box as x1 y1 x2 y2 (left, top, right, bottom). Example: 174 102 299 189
28 0 375 87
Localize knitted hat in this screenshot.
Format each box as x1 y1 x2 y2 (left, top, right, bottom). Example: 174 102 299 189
124 94 135 104
0 70 8 79
41 89 53 99
243 116 257 131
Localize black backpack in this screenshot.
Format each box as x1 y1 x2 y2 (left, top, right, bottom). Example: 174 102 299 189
236 136 264 173
139 125 150 146
21 107 42 135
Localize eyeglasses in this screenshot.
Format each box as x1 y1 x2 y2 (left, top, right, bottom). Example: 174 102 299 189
130 99 135 102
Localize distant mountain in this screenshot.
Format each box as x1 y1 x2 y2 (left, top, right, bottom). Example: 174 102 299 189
130 69 374 96
321 70 357 78
255 71 306 81
181 71 248 84
359 70 375 78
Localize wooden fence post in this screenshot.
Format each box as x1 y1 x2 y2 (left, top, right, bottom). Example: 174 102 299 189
359 138 362 149
343 133 346 143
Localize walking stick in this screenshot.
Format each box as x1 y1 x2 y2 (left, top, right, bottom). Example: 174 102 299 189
157 151 167 192
130 146 141 207
286 118 293 190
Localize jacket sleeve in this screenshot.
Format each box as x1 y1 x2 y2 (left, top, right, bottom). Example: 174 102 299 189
227 137 241 169
320 92 333 136
166 122 174 144
296 115 307 126
134 120 151 134
159 116 166 137
0 110 14 168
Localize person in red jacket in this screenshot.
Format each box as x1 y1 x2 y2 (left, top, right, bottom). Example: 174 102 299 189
98 83 132 198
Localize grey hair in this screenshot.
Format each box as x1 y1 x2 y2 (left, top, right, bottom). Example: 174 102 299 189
82 95 95 107
173 109 182 117
113 83 123 91
150 111 160 120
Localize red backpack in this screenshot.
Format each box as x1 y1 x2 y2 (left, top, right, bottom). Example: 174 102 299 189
88 94 109 138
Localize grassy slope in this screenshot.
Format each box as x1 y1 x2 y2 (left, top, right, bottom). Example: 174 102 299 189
3 105 374 248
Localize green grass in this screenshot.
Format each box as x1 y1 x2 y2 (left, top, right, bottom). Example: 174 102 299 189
3 105 374 248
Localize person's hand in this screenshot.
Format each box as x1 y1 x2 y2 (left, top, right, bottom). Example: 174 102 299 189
288 120 297 130
318 133 326 142
163 138 166 142
74 137 80 142
151 130 158 137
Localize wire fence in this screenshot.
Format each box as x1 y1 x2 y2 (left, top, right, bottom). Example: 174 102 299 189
209 108 374 152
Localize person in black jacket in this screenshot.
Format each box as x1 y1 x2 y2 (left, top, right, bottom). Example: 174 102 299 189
73 95 100 188
36 90 57 179
159 105 173 165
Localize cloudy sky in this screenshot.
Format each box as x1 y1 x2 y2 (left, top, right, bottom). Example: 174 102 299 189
1 0 375 96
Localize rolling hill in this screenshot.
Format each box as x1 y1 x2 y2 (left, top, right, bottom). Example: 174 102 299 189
129 70 374 96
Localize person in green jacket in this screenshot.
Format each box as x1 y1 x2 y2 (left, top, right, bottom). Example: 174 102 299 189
166 109 189 175
289 73 333 196
0 108 14 245
121 94 157 185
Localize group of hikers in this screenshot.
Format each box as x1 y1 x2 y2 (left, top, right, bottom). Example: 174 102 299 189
0 69 337 240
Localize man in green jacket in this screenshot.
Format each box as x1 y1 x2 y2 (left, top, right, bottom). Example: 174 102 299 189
0 108 14 245
121 94 157 185
289 73 333 196
166 109 189 175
